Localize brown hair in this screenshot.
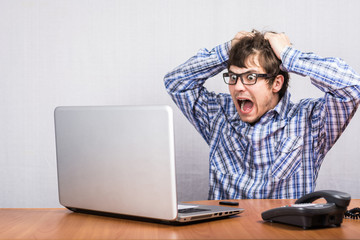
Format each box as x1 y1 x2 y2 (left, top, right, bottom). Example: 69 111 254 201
228 30 289 99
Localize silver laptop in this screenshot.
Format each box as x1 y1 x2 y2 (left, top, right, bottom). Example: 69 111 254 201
54 105 243 223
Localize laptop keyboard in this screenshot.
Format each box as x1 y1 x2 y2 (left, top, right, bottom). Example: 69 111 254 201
178 208 210 214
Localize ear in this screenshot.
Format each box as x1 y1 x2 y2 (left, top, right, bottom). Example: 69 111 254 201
272 75 284 93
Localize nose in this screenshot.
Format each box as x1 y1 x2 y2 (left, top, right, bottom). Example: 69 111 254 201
234 78 246 91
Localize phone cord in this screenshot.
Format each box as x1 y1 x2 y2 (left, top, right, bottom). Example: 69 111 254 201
344 207 360 219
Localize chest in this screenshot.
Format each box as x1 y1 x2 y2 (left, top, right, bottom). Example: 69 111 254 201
210 116 308 176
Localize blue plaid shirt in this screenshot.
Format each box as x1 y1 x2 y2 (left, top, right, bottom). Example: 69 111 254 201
164 41 360 199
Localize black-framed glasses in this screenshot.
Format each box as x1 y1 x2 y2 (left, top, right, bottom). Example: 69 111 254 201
223 72 275 85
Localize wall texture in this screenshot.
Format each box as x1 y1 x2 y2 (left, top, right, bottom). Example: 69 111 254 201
0 0 359 207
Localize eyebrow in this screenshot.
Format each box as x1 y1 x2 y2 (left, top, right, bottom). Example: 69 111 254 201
228 69 258 75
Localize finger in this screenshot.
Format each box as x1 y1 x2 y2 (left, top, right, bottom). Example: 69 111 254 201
264 32 276 40
231 31 254 48
234 31 254 39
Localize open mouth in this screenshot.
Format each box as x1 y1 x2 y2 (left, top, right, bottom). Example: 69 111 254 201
238 99 254 114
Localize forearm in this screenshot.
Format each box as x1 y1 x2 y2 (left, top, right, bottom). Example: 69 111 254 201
281 46 360 97
164 41 230 96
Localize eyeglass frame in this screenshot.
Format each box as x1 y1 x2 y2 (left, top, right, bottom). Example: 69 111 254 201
223 71 276 85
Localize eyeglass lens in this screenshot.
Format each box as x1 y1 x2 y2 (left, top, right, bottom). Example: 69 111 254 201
224 73 258 85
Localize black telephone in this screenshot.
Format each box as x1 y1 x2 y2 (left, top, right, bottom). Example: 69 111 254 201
261 190 351 229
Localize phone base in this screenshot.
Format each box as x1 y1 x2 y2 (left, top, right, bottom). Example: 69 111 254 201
265 210 344 229
262 190 351 229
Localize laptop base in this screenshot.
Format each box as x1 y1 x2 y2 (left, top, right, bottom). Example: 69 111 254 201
65 206 241 225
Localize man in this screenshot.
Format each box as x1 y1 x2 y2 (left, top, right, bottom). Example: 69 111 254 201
164 30 360 199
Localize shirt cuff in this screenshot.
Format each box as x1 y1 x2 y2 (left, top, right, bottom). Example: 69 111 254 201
280 46 303 74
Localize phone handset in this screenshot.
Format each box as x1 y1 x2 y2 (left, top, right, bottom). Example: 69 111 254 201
261 190 352 229
295 190 351 208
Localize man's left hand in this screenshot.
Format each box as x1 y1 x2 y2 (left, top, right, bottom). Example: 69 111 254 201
264 32 291 60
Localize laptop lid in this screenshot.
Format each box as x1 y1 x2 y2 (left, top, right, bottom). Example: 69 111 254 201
55 105 178 220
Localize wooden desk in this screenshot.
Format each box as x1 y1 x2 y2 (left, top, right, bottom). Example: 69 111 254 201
1 199 359 239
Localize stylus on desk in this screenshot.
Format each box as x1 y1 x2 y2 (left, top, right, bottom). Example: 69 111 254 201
219 201 239 206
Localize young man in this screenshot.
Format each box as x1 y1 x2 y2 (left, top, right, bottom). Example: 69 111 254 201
164 30 360 199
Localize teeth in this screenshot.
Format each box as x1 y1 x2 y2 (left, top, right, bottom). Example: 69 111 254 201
240 100 245 111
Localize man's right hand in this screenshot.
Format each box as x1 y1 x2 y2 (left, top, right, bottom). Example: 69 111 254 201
231 31 254 48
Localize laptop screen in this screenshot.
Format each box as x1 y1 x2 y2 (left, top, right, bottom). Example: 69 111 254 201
55 105 178 220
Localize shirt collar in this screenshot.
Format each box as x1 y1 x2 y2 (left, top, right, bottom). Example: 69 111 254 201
272 91 291 120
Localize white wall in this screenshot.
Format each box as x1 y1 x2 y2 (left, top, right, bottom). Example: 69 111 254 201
1 0 359 207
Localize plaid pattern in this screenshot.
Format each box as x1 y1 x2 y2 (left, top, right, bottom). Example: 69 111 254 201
164 41 360 199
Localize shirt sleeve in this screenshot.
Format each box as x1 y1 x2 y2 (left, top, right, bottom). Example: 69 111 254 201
164 42 231 144
280 46 360 158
